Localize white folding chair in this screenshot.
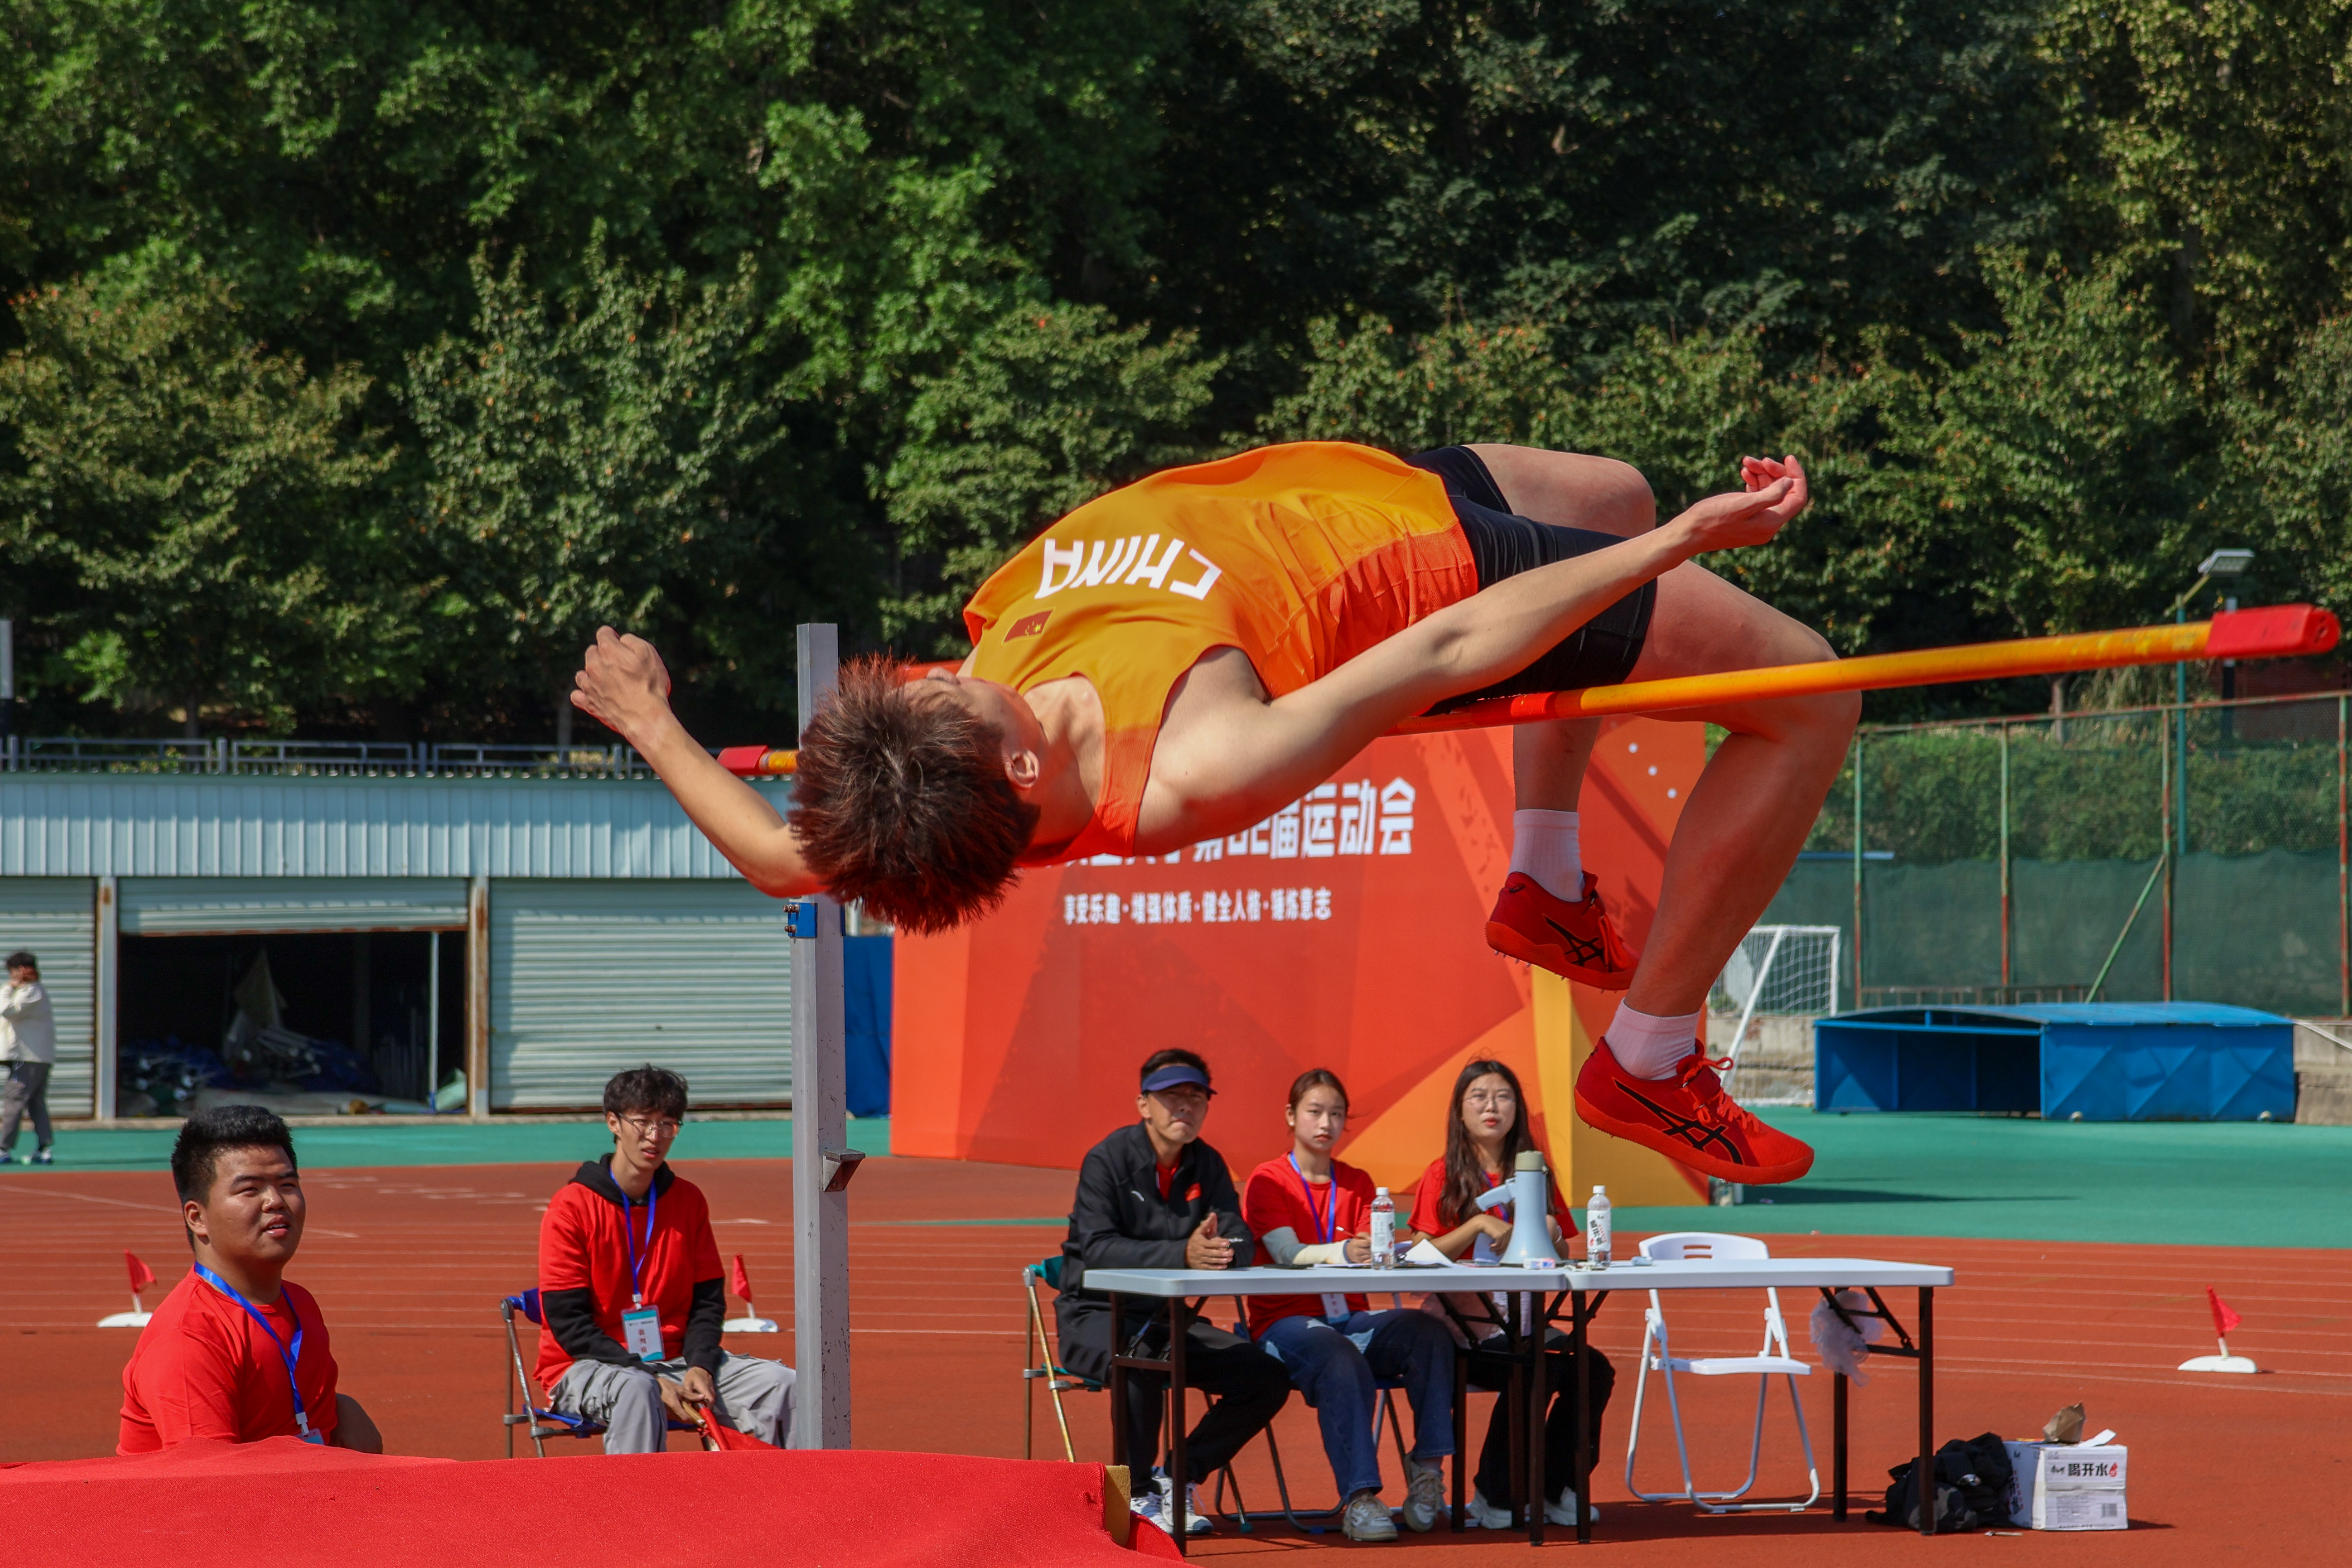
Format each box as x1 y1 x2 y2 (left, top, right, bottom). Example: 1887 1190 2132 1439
1623 1231 1819 1513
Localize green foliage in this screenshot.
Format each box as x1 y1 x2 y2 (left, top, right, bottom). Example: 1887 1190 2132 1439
880 304 1220 651
402 239 788 720
0 269 398 731
0 0 2349 739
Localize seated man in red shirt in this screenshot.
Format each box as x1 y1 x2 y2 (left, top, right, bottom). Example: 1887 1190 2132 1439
537 1064 795 1452
119 1106 383 1454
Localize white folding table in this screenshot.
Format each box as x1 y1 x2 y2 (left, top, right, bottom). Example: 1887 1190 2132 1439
1083 1254 1953 1551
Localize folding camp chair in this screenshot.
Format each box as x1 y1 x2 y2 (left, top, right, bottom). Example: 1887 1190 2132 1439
500 1288 698 1457
1622 1232 1819 1512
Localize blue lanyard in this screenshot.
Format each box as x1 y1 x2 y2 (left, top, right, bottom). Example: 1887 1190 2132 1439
192 1263 315 1440
1288 1155 1338 1246
622 1183 658 1307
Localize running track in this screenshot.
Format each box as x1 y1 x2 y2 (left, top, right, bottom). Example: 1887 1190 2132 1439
6 1156 2344 1564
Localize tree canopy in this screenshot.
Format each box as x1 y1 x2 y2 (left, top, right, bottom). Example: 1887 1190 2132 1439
2 0 2347 739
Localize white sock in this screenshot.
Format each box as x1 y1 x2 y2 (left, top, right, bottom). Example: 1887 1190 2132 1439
1509 809 1583 900
1606 1001 1702 1080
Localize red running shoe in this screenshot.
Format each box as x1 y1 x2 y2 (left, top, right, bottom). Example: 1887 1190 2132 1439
1573 1037 1815 1185
1485 871 1638 989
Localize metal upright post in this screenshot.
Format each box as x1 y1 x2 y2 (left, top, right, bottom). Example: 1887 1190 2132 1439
2175 599 2190 857
2161 706 2174 1001
0 616 15 764
1998 724 2011 991
94 876 118 1119
2339 694 2348 1017
1851 736 1865 1008
792 623 852 1450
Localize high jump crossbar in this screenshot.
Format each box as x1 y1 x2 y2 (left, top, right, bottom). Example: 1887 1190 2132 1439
716 604 2340 777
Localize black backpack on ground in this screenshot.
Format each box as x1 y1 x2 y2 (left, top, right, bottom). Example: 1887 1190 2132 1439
1868 1433 2015 1531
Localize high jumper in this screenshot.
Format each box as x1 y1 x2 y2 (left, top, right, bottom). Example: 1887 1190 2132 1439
574 440 1854 1186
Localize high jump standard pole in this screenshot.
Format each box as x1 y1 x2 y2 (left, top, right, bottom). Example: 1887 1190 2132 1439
790 623 852 1448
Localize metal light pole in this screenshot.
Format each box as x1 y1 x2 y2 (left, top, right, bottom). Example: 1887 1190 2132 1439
791 623 853 1449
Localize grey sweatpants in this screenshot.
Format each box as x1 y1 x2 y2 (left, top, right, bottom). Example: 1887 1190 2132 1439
549 1349 796 1454
0 1062 51 1153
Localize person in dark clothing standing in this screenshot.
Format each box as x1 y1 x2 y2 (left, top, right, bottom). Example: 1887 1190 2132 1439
536 1064 795 1451
1055 1049 1291 1537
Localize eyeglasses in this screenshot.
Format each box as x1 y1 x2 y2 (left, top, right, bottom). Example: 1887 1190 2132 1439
1462 1090 1516 1109
619 1115 682 1139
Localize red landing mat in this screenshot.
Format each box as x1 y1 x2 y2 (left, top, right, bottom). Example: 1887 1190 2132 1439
0 1438 1146 1567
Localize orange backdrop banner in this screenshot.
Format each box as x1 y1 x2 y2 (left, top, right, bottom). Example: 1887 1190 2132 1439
891 719 1711 1208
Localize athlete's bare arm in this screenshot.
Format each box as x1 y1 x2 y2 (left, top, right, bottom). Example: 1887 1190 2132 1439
570 629 822 897
1134 460 1811 852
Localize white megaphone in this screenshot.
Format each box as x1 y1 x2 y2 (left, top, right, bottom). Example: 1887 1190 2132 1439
1472 1150 1560 1267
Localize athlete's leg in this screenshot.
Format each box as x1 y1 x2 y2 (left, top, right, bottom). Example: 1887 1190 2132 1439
1567 562 1853 1185
1467 445 1653 817
1463 447 1854 1185
1619 562 1858 1016
1460 447 1653 984
1465 442 1854 1008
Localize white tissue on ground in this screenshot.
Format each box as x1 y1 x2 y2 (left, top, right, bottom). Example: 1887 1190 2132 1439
1809 1288 1887 1383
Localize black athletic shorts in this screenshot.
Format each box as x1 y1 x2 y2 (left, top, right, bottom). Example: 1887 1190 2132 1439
1405 445 1655 712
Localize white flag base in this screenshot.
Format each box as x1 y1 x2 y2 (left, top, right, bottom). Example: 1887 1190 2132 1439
97 1310 152 1328
723 1315 779 1333
2176 1353 2258 1373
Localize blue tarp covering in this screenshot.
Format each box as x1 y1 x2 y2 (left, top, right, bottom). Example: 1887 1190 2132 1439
843 935 892 1117
1815 1001 2295 1121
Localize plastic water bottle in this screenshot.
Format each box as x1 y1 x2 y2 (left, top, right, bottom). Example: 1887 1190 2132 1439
1585 1184 1612 1268
1369 1187 1396 1266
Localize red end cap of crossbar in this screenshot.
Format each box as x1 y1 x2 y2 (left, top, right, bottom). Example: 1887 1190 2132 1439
2207 605 2341 660
716 745 771 776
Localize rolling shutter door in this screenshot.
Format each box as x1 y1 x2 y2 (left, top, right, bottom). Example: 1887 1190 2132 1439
489 880 791 1110
118 877 469 934
0 879 97 1117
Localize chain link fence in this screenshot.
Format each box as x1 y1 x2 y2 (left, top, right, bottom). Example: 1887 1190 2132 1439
1760 693 2349 1017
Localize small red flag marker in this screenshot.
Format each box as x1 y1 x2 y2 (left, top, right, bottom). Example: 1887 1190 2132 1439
99 1251 157 1328
722 1251 779 1333
2179 1287 2258 1374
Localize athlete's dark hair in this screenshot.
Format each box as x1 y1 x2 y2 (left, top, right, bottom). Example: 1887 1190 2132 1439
172 1105 297 1203
604 1063 689 1123
1287 1067 1349 1113
5 950 36 971
1435 1058 1538 1230
1139 1047 1213 1091
788 657 1041 936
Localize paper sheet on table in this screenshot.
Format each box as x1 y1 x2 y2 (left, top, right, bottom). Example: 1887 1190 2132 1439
1405 1239 1452 1266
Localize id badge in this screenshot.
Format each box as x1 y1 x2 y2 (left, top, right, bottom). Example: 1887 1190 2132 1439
300 1428 325 1445
1321 1293 1349 1322
622 1305 663 1361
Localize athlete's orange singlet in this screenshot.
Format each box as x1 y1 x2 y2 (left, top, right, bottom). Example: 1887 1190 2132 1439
963 442 1477 861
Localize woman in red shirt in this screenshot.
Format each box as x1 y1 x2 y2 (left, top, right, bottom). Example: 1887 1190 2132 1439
1404 1058 1615 1529
1240 1070 1456 1542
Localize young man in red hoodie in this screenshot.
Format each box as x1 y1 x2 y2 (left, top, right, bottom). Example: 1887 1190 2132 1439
118 1106 383 1453
537 1064 795 1452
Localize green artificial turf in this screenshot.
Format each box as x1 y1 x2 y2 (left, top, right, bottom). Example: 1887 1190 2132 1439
14 1116 890 1175
23 1107 2350 1249
1606 1108 2352 1249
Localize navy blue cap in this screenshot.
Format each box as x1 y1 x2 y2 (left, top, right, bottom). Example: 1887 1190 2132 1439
1141 1063 1214 1095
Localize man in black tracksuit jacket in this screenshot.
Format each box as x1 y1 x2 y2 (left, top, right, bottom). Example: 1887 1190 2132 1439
1054 1050 1290 1516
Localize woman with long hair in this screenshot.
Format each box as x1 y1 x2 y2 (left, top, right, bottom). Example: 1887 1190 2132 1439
1240 1068 1458 1541
1403 1058 1615 1528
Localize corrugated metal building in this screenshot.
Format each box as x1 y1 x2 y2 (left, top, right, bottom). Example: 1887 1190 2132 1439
0 771 796 1117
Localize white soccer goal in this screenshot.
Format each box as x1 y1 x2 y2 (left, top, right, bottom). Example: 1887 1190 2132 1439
1709 925 1842 1068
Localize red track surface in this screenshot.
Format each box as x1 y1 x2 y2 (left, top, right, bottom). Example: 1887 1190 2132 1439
8 1155 2345 1563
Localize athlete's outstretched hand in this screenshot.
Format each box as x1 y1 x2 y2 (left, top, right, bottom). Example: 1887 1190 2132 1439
1663 454 1809 556
573 626 676 745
